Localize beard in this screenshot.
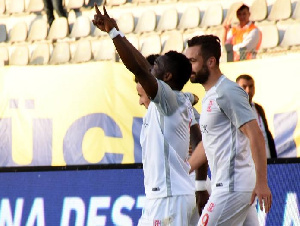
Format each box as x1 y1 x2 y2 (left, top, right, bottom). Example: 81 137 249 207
190 64 210 84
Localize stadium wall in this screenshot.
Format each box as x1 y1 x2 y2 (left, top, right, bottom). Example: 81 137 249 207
0 54 299 166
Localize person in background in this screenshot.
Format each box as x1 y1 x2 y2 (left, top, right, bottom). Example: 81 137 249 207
92 5 208 225
43 0 67 27
236 74 277 158
223 4 262 62
186 35 272 225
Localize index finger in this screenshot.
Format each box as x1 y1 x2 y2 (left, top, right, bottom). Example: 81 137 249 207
94 3 101 15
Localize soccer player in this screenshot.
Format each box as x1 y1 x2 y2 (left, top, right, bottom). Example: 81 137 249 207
186 35 272 225
92 5 208 225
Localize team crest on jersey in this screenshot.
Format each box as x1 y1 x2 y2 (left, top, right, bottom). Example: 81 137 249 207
207 100 214 112
153 220 161 226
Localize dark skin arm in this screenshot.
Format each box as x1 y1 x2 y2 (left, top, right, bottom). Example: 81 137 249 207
190 124 209 216
92 4 158 99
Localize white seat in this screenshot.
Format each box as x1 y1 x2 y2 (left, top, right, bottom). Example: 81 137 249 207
134 10 156 34
117 12 135 34
177 6 200 30
30 43 50 65
47 17 69 41
8 22 28 43
139 33 161 57
279 22 300 48
156 8 178 33
92 38 116 61
249 0 267 22
28 19 48 42
268 0 292 21
72 39 92 63
26 0 44 13
0 0 5 14
50 42 70 64
66 0 85 10
200 3 223 28
9 45 29 65
257 23 279 49
6 0 25 14
161 31 183 54
70 16 91 39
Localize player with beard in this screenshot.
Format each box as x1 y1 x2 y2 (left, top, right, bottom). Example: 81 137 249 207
185 35 272 226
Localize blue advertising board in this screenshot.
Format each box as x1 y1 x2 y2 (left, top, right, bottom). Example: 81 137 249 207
0 160 299 226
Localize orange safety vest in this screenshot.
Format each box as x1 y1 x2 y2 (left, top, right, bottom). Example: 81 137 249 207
231 22 262 61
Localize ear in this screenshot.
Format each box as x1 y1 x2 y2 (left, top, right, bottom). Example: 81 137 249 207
163 72 173 82
206 57 216 68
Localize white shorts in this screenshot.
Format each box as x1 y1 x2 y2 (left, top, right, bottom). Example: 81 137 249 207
138 195 199 226
198 191 258 226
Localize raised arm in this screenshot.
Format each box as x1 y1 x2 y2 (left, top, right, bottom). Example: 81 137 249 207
240 119 272 213
92 4 158 99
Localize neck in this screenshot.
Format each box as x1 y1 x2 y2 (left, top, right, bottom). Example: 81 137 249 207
240 21 250 27
202 68 223 91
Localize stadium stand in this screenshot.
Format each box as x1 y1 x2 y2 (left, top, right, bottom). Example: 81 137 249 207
0 0 300 65
9 45 29 65
49 42 70 64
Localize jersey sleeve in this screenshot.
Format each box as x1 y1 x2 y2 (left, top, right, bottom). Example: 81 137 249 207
152 79 178 115
216 83 256 128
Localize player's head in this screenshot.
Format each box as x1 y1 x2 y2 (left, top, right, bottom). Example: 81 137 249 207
236 74 255 103
151 51 192 91
146 54 160 66
136 82 150 109
236 4 250 26
185 35 221 84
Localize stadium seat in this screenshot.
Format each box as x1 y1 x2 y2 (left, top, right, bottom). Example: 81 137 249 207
71 39 92 63
279 21 300 48
30 43 50 65
223 1 243 26
200 3 223 28
267 0 292 21
50 42 70 64
47 17 69 41
26 0 44 13
9 45 29 65
27 19 48 42
206 25 224 43
156 8 178 33
126 34 139 49
257 23 279 49
117 12 135 34
134 10 157 34
292 0 300 20
161 30 183 54
105 0 127 7
0 45 8 65
183 28 206 47
92 38 116 61
177 6 200 30
8 21 28 43
139 33 161 57
69 16 91 39
6 0 25 14
250 0 267 22
0 24 7 43
66 0 85 10
0 0 5 14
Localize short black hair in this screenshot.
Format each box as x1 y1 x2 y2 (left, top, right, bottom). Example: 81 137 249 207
237 4 250 13
187 35 221 65
236 74 254 82
146 54 160 66
164 51 192 91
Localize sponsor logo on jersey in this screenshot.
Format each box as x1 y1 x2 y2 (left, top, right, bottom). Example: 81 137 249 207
152 187 160 191
207 202 215 212
216 183 223 187
200 125 208 134
207 100 213 112
153 220 161 226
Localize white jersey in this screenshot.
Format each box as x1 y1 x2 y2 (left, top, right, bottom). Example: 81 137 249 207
200 75 256 192
140 79 196 199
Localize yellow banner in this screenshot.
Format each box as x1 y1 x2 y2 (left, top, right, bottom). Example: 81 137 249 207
0 54 299 167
